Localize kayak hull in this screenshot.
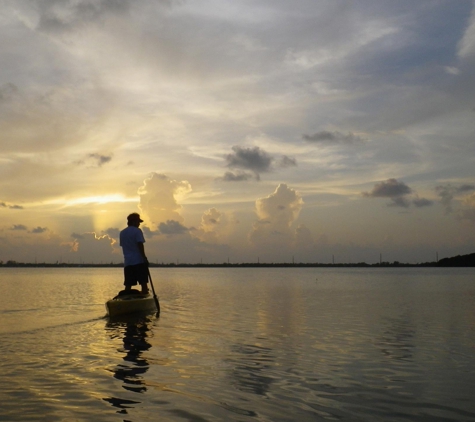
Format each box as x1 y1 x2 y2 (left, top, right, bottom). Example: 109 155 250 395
106 292 157 317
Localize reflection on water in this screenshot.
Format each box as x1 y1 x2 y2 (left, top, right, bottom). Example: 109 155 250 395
104 314 156 415
227 343 274 398
377 314 416 361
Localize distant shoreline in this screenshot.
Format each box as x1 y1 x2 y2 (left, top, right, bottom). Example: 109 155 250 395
1 252 474 268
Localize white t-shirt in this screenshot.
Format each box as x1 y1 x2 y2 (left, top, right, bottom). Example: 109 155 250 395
119 226 146 267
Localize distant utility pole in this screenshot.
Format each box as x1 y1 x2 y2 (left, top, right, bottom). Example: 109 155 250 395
332 254 334 265
380 253 382 264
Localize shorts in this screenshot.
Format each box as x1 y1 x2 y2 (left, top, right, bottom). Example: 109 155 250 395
124 263 148 287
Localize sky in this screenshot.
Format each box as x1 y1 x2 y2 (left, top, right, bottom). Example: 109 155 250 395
1 0 475 265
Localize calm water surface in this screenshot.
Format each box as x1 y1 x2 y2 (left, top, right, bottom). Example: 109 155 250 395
0 267 475 421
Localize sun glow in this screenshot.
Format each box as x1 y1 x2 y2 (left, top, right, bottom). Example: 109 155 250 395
62 194 138 206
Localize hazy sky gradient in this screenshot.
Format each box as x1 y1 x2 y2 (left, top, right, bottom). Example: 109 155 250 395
1 0 475 264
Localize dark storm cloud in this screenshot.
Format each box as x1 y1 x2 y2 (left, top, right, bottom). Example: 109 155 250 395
303 131 366 145
75 153 112 167
158 220 189 235
435 184 475 214
0 83 19 101
36 0 132 33
31 227 47 234
412 197 434 207
363 179 412 198
71 232 84 239
1 201 24 209
223 147 296 181
388 196 411 208
362 178 426 209
279 155 297 168
88 153 112 167
10 224 27 231
222 171 254 182
226 146 274 174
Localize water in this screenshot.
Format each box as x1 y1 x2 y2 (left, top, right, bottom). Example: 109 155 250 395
1 267 475 421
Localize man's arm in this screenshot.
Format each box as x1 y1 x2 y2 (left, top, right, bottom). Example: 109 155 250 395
137 242 148 263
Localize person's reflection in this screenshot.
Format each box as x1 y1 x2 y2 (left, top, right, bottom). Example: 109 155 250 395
104 315 155 412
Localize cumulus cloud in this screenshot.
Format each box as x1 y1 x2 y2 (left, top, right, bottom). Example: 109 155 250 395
303 130 366 145
193 208 232 244
249 184 304 248
71 232 116 263
138 172 191 228
294 224 314 252
103 227 120 239
435 184 475 214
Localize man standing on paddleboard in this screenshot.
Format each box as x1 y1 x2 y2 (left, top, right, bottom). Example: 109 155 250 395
119 213 149 294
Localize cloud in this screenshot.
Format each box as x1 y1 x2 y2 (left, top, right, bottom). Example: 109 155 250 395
72 232 116 263
249 184 304 248
303 131 366 145
221 171 254 182
103 227 120 239
457 6 475 60
0 83 19 101
459 193 475 223
138 173 192 228
364 179 412 198
30 227 48 234
223 146 297 181
294 223 314 252
1 202 24 209
10 224 27 231
412 197 434 207
193 208 233 244
225 146 273 180
71 232 85 239
158 220 189 235
35 0 133 34
435 184 475 214
279 155 297 168
362 178 428 209
141 226 160 238
76 153 113 167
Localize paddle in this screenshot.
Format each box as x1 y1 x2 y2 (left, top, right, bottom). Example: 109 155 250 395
147 268 161 315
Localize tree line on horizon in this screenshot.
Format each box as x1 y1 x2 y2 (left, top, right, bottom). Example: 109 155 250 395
0 253 474 267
